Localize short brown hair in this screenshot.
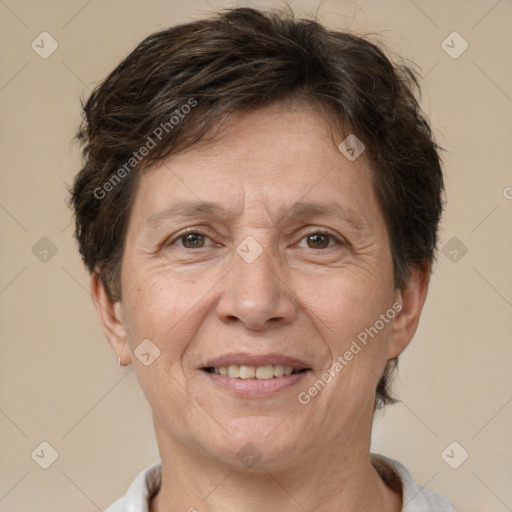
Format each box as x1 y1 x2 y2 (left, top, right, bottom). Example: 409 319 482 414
70 6 445 408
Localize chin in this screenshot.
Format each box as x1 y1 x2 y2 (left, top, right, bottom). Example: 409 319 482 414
198 417 311 471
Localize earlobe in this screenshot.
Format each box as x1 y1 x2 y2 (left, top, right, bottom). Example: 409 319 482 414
387 265 431 360
90 272 131 366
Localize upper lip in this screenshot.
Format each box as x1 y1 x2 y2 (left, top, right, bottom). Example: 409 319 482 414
202 353 311 370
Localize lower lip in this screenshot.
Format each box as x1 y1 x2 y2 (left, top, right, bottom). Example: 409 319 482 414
202 370 310 397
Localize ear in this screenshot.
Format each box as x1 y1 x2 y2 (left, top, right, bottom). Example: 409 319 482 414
90 271 131 366
388 264 431 360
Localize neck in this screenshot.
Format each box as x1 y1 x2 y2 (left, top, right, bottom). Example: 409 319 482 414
149 420 401 512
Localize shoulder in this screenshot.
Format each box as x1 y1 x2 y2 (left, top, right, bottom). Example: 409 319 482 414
104 461 162 512
371 453 455 512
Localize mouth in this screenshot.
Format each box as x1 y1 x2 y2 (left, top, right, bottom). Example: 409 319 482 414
200 353 312 396
203 364 308 379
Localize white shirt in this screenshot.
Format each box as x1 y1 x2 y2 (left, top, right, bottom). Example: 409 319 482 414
104 454 454 511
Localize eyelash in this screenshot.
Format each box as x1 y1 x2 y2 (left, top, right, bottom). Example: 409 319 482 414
168 227 344 250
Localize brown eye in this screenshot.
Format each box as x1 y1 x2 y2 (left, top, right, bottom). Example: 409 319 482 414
298 230 343 250
179 232 207 249
306 232 332 249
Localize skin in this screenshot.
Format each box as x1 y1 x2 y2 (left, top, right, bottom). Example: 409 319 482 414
91 99 430 511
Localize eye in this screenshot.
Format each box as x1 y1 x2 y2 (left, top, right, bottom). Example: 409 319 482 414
298 231 342 249
171 229 213 249
167 228 343 250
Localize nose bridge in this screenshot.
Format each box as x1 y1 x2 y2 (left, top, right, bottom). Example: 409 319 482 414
216 238 296 329
235 239 277 293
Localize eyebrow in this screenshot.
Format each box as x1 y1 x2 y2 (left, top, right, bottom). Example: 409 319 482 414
146 201 235 230
276 201 367 230
145 200 367 231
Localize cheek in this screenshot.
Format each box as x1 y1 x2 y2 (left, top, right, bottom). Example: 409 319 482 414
301 268 393 341
121 269 202 358
121 274 202 407
298 261 395 403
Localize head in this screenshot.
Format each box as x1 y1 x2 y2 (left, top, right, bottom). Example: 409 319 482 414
70 7 444 469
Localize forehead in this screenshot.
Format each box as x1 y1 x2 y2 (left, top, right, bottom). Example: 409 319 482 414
129 101 382 231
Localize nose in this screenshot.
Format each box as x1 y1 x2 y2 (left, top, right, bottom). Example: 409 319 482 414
216 245 297 331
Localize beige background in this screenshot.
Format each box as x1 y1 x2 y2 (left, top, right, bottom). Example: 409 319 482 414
1 0 511 510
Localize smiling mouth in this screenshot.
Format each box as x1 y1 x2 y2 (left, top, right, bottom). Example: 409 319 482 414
203 364 309 380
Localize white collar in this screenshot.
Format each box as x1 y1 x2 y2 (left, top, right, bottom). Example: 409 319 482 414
105 454 454 511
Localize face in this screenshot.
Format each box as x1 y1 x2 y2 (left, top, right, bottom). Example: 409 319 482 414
94 100 424 471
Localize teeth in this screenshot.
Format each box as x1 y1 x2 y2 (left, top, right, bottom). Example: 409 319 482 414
213 364 300 380
227 365 239 378
274 365 284 377
255 365 274 379
239 365 256 379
